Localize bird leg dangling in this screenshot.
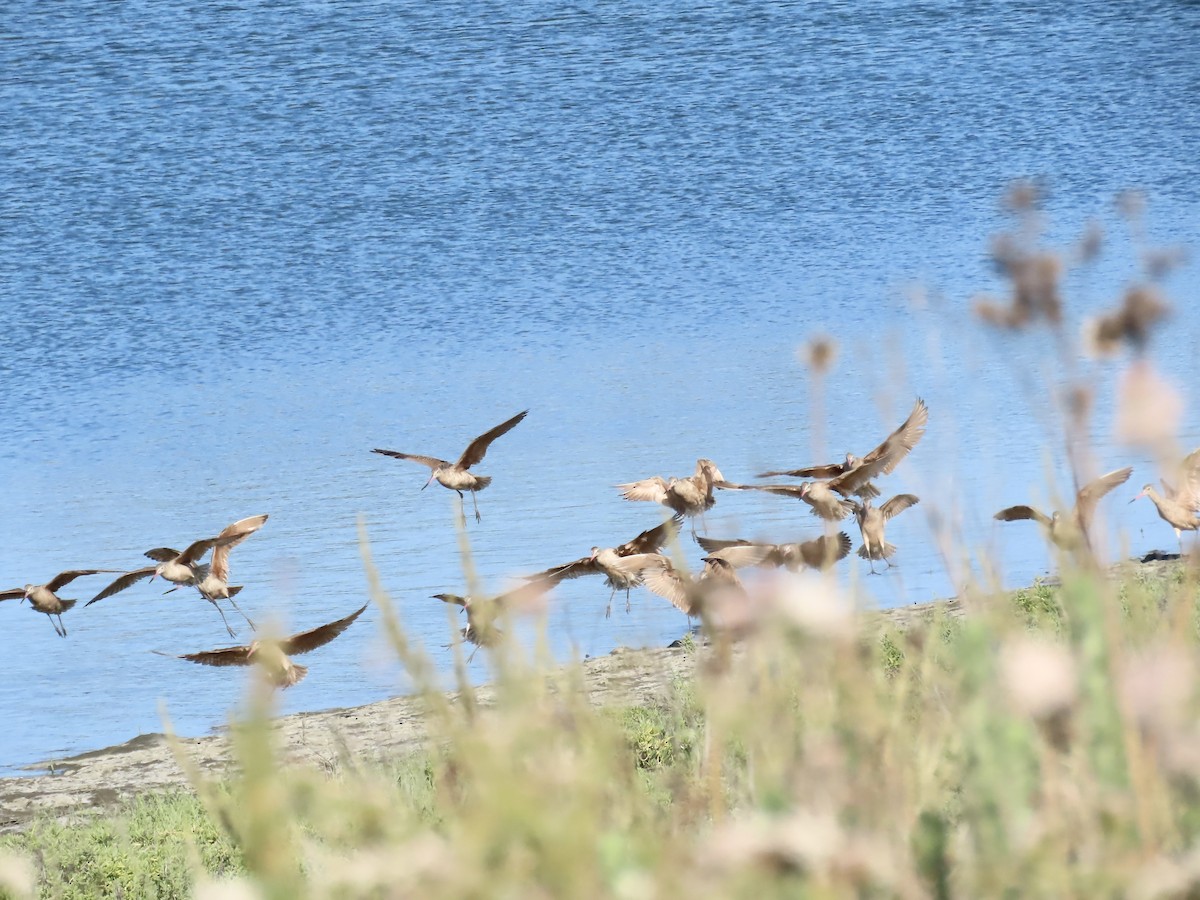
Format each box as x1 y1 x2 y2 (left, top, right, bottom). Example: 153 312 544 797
471 490 481 523
210 600 237 639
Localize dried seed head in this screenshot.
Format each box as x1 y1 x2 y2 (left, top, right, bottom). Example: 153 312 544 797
1144 245 1188 280
1116 359 1182 451
1120 644 1194 737
1065 384 1093 431
1084 285 1170 357
772 573 855 641
1078 220 1104 263
800 335 838 375
1000 637 1078 722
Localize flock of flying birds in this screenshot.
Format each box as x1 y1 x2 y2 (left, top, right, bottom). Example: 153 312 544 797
6 399 1200 684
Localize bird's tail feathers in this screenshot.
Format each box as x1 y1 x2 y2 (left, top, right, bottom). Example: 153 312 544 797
857 542 896 561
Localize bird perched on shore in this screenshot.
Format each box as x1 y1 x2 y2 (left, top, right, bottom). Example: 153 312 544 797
156 603 369 689
433 578 555 659
87 515 268 637
852 495 920 574
372 410 529 522
1131 447 1200 554
162 513 269 631
696 533 852 572
716 480 856 521
616 459 725 535
527 516 682 616
756 398 929 500
995 467 1133 551
0 569 116 637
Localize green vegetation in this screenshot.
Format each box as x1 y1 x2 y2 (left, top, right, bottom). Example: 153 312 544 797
6 563 1200 898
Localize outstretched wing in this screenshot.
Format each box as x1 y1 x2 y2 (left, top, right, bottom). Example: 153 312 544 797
860 397 929 473
695 536 777 569
1170 448 1200 510
618 516 682 556
994 505 1053 526
210 514 269 582
87 567 157 605
169 646 254 668
456 410 529 468
797 532 854 568
144 548 181 562
45 569 117 592
641 562 695 614
755 464 847 480
177 538 221 566
1074 466 1134 525
0 588 25 601
282 603 369 657
880 494 920 520
617 476 669 504
717 482 806 499
371 450 451 470
531 556 602 583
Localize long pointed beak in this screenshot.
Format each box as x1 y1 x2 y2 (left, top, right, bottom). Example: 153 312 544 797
1130 491 1146 504
421 472 436 491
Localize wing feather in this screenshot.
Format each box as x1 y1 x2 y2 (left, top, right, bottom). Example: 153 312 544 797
371 450 450 470
880 494 920 520
797 532 853 568
281 603 369 656
1074 467 1134 524
456 410 529 468
618 516 682 556
87 567 157 605
144 548 180 562
0 588 25 601
617 477 670 504
45 569 118 592
756 464 846 479
173 646 254 668
994 505 1053 526
860 397 929 472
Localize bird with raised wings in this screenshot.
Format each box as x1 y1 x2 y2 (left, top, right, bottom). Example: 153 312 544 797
0 569 117 637
433 577 555 659
157 603 368 689
617 459 724 534
995 467 1133 551
852 494 920 574
163 513 269 631
641 555 745 620
716 479 856 521
87 515 268 637
527 516 682 617
1131 447 1200 554
696 532 853 572
756 397 929 499
372 410 528 522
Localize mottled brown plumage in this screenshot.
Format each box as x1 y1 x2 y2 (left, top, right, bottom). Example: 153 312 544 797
696 533 852 572
995 467 1133 551
756 398 929 499
0 569 117 637
617 460 725 534
372 410 529 521
529 516 682 616
159 603 368 688
1132 447 1200 553
853 494 920 574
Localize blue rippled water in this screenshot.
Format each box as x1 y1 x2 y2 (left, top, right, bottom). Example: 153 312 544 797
1 0 1197 772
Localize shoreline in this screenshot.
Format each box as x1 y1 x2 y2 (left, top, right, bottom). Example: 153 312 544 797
1 555 1176 833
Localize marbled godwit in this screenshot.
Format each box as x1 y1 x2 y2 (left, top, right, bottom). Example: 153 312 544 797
852 494 920 574
87 516 267 636
372 410 529 522
716 480 856 521
0 569 116 637
157 603 368 689
995 467 1133 551
433 577 554 659
1131 448 1200 554
163 513 268 630
757 397 929 499
696 532 853 572
529 516 682 616
617 459 724 535
641 556 745 621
